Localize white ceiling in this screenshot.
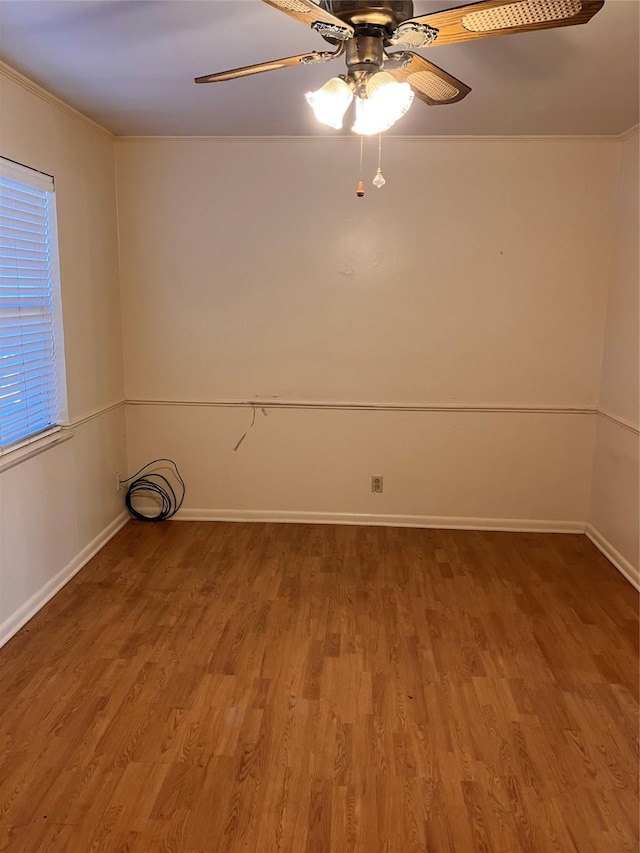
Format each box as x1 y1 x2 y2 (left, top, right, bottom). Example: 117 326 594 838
0 0 638 137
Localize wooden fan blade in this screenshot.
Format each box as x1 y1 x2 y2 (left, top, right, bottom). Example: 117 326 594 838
261 0 354 41
386 53 471 104
405 0 604 46
195 50 336 83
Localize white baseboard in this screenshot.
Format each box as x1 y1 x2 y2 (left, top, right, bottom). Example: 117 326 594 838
174 508 585 534
585 525 640 591
0 511 129 649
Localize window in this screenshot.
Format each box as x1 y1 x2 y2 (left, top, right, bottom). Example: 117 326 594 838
0 157 67 453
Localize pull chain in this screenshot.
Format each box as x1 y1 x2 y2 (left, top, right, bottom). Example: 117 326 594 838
356 134 365 197
373 133 386 189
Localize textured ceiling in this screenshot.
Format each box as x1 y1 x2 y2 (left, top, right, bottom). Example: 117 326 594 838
0 0 638 136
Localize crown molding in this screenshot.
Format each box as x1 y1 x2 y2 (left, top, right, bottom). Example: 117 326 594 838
0 61 113 139
114 133 621 144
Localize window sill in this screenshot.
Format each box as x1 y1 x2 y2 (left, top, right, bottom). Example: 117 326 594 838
0 427 75 474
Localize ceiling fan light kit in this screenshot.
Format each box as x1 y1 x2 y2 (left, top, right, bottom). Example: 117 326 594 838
305 76 354 128
305 70 414 134
352 74 414 135
196 0 605 191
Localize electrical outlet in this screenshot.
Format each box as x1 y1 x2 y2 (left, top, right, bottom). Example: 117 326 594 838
371 475 383 493
116 472 122 492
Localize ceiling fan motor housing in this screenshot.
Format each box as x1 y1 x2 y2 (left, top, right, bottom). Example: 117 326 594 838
345 34 385 74
320 1 414 35
320 1 419 88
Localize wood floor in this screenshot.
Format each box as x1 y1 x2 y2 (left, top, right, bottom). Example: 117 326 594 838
0 522 638 852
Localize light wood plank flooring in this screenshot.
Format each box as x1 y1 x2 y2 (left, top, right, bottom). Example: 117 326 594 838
0 521 638 852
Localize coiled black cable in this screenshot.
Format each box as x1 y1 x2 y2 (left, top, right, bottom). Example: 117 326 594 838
121 458 185 522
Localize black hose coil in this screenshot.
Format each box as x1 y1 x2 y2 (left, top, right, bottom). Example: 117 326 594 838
121 458 185 522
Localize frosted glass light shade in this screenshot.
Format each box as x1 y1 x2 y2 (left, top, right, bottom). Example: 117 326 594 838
305 77 354 129
352 72 414 135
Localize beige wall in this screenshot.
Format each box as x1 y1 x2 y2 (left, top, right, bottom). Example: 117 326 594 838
116 138 618 526
116 139 617 407
589 131 640 584
125 403 595 527
0 71 127 642
598 132 640 427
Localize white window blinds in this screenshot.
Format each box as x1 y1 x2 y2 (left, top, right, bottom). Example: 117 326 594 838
0 158 65 451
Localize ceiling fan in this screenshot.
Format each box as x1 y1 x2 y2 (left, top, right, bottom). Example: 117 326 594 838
195 0 604 135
